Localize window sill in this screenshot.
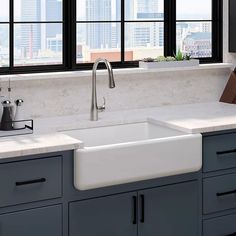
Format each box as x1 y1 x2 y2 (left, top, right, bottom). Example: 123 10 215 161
0 63 233 82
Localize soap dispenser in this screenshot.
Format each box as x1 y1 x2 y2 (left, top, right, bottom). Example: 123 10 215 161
0 100 14 131
14 99 25 129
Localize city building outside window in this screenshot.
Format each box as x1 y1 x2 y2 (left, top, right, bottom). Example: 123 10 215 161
177 0 212 58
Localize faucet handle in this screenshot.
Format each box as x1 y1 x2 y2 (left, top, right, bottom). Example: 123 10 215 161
98 97 106 112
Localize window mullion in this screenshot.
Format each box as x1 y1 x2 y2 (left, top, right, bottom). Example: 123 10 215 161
9 0 14 70
64 0 76 69
164 0 176 57
211 0 223 62
171 0 177 56
121 0 125 62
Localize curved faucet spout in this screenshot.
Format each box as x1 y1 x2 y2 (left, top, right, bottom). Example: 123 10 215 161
90 58 116 121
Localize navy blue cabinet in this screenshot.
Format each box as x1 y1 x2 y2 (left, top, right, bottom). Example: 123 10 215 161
203 172 236 214
202 130 236 235
203 213 236 236
138 181 199 236
0 144 202 236
203 132 236 172
0 205 62 236
69 192 137 236
0 156 62 207
69 181 199 236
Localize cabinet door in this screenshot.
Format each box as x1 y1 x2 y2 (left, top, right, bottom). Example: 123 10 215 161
69 192 137 236
0 205 62 236
138 181 199 236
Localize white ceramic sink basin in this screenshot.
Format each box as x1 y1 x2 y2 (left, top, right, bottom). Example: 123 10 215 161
63 122 202 190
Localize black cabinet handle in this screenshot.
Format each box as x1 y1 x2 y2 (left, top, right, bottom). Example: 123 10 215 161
15 178 46 186
217 149 236 156
140 194 145 223
216 189 236 197
225 233 236 236
132 196 137 225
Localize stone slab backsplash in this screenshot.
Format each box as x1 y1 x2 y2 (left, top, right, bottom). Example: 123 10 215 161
0 67 231 119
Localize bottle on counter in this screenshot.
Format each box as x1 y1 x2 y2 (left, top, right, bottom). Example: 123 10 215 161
0 100 14 131
14 99 25 129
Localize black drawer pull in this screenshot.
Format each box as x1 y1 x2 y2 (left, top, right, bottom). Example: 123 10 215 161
140 194 145 223
217 189 236 197
225 233 236 236
217 149 236 156
15 178 46 186
132 196 137 225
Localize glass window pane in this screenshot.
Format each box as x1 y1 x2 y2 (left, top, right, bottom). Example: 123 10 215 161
125 22 164 61
0 0 9 22
176 22 212 58
125 0 164 21
0 24 9 67
177 0 211 20
77 0 121 21
14 0 63 22
14 23 63 66
77 23 121 63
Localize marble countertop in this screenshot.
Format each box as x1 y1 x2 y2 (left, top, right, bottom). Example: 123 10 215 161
34 101 236 134
0 133 82 160
0 101 235 160
149 102 236 134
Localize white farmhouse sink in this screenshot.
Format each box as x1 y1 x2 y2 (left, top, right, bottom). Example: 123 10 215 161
63 122 202 190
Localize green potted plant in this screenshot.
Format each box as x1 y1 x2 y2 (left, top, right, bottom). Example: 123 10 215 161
139 50 199 69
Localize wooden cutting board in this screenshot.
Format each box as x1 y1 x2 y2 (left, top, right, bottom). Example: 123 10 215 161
220 69 236 104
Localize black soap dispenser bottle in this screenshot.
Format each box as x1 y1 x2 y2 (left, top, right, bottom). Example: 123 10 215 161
0 100 14 131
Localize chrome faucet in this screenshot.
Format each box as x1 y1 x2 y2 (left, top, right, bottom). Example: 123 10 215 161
90 58 115 121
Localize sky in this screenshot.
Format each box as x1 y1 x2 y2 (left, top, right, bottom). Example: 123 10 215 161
177 0 211 19
76 0 211 21
0 0 212 21
0 0 61 20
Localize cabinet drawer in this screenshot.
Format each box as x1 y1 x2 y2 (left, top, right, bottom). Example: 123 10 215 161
203 213 236 236
203 172 236 214
203 133 236 172
0 156 62 207
0 205 62 236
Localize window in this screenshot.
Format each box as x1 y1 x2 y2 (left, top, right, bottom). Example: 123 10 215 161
176 0 222 62
0 0 9 68
177 0 212 58
1 0 64 74
76 0 122 63
0 0 222 74
14 0 63 66
124 1 164 61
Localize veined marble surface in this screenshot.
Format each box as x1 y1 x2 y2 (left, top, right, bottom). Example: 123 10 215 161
34 101 236 134
0 101 235 160
0 65 231 119
0 133 81 159
149 102 236 133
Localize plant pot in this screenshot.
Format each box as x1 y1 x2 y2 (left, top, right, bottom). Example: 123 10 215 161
139 59 199 69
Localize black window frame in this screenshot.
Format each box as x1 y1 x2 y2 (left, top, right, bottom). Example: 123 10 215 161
173 0 223 64
0 0 223 75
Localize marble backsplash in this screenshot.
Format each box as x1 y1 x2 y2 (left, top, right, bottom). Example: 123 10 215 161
0 67 231 119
